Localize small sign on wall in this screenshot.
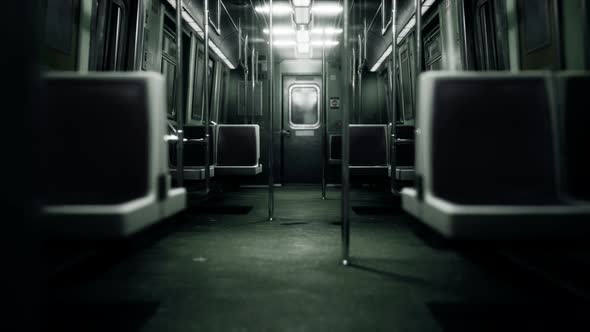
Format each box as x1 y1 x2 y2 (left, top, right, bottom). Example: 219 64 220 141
329 97 340 109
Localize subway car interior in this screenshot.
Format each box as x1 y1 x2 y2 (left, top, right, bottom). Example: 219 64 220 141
18 0 590 330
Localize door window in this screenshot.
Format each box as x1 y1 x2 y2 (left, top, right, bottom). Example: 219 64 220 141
288 84 320 129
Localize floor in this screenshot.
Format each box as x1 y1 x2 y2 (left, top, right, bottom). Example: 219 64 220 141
47 187 589 331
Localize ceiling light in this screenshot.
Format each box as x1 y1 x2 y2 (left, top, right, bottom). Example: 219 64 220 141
311 27 343 35
255 4 293 15
296 30 310 43
273 40 296 47
310 40 339 47
263 27 295 35
297 43 310 54
293 0 312 6
370 44 392 72
311 4 343 15
293 7 311 24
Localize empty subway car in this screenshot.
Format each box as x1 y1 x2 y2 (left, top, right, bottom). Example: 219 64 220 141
27 0 590 331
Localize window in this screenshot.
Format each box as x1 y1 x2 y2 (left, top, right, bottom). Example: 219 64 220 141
382 0 392 34
219 69 228 121
161 26 177 119
191 47 216 122
289 84 320 129
399 40 415 121
104 1 126 69
192 48 205 121
207 58 215 117
209 0 221 34
474 0 499 70
424 27 442 71
521 0 550 53
89 0 129 71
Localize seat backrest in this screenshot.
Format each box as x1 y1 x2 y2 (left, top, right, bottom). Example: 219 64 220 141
419 72 559 205
215 125 260 167
169 125 214 167
556 72 590 201
43 72 165 205
350 125 388 166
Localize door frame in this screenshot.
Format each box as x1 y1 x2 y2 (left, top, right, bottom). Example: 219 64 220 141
280 74 323 184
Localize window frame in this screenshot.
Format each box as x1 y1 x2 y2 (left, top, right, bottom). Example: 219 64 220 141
161 25 178 119
288 83 321 130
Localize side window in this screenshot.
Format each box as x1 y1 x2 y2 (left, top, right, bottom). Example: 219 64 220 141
219 69 228 121
424 26 442 71
399 38 415 122
192 47 205 121
474 0 498 70
89 0 129 71
104 0 128 70
207 57 215 119
161 18 178 119
191 49 215 123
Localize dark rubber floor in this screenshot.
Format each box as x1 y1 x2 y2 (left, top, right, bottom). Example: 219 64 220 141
47 187 589 331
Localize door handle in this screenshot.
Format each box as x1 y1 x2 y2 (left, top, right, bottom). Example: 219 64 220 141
281 129 291 137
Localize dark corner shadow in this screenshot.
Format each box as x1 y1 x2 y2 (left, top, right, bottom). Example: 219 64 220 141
347 261 436 288
350 196 405 216
405 216 458 251
427 300 590 332
280 221 309 226
185 205 253 215
47 300 160 332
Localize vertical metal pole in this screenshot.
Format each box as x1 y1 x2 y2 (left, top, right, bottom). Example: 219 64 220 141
552 0 563 70
458 0 470 70
268 0 275 221
349 48 358 123
175 0 184 187
586 0 590 69
252 49 256 124
321 46 327 200
357 70 362 124
244 69 248 124
204 0 210 193
390 0 398 192
341 0 351 265
415 0 422 109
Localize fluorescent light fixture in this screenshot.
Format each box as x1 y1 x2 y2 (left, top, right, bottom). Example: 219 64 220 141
311 4 343 15
370 44 393 72
297 43 310 54
395 0 437 43
310 40 339 47
208 40 236 69
255 4 293 15
296 30 310 43
292 0 312 6
324 27 343 35
311 27 343 35
180 8 235 69
273 40 296 47
294 7 311 24
262 26 296 35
